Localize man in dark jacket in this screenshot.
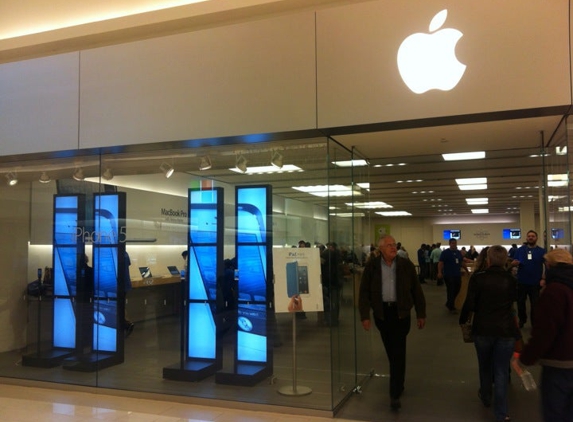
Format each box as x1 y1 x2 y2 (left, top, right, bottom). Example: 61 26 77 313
359 235 426 411
519 248 573 422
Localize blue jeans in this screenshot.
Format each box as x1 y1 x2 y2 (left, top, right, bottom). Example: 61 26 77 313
473 336 515 421
540 365 573 422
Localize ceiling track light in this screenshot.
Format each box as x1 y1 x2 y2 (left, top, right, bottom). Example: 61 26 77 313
102 168 114 181
5 172 18 186
39 172 51 184
270 150 283 169
73 168 85 181
160 162 174 178
235 155 248 173
199 155 212 171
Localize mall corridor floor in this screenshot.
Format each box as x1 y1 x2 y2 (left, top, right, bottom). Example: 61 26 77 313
0 282 543 422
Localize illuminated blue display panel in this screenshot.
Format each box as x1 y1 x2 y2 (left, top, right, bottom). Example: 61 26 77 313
443 229 461 240
502 228 521 240
236 186 271 364
187 188 223 361
92 193 125 353
52 195 85 349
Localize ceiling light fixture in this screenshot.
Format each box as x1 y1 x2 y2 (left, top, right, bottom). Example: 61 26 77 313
332 159 369 168
442 151 485 161
199 156 212 171
102 168 114 181
72 168 85 181
160 162 174 178
375 211 412 216
466 198 488 205
39 172 51 184
270 150 283 169
5 172 18 186
235 155 248 173
229 164 302 174
456 177 487 191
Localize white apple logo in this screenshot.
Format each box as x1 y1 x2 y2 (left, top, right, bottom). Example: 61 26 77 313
397 9 466 94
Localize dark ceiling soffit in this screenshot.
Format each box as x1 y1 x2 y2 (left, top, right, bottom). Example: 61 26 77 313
0 128 326 165
320 105 572 137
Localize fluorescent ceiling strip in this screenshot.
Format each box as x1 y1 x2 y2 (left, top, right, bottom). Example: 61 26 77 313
229 164 302 174
471 209 489 214
331 159 368 168
442 151 485 161
375 211 412 216
459 184 487 190
466 198 488 205
346 201 392 209
292 184 362 198
456 177 487 185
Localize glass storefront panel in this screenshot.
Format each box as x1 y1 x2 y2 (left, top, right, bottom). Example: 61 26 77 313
544 117 571 250
0 135 366 412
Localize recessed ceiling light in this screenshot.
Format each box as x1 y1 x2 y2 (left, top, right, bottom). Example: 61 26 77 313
442 151 485 161
471 209 489 214
466 198 488 205
332 159 368 167
456 177 487 191
548 174 568 187
456 177 487 185
229 164 302 174
459 184 487 190
375 211 412 216
329 212 366 217
293 185 362 197
346 201 393 209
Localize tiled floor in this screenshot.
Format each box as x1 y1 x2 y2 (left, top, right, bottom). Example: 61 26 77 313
0 281 544 422
0 383 358 422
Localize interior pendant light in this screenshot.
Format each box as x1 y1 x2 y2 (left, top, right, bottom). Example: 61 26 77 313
5 172 18 186
199 156 212 171
39 172 51 184
160 162 175 178
102 168 114 181
235 155 248 173
73 168 85 181
270 150 284 169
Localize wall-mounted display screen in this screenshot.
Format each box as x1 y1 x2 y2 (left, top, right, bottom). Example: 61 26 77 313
551 228 565 239
503 228 521 240
443 229 461 240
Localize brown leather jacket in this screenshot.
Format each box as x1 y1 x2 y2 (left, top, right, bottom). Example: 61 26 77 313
359 255 426 321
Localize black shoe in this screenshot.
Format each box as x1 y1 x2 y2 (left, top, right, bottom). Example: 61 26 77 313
390 398 401 410
478 390 491 407
125 322 135 338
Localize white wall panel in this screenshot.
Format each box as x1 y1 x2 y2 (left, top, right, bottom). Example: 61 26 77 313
0 53 79 155
317 0 571 128
79 12 317 148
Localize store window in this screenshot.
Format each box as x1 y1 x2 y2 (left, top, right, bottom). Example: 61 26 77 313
0 136 368 412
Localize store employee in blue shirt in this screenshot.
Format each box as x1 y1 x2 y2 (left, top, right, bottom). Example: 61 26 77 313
510 230 546 328
437 238 468 313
